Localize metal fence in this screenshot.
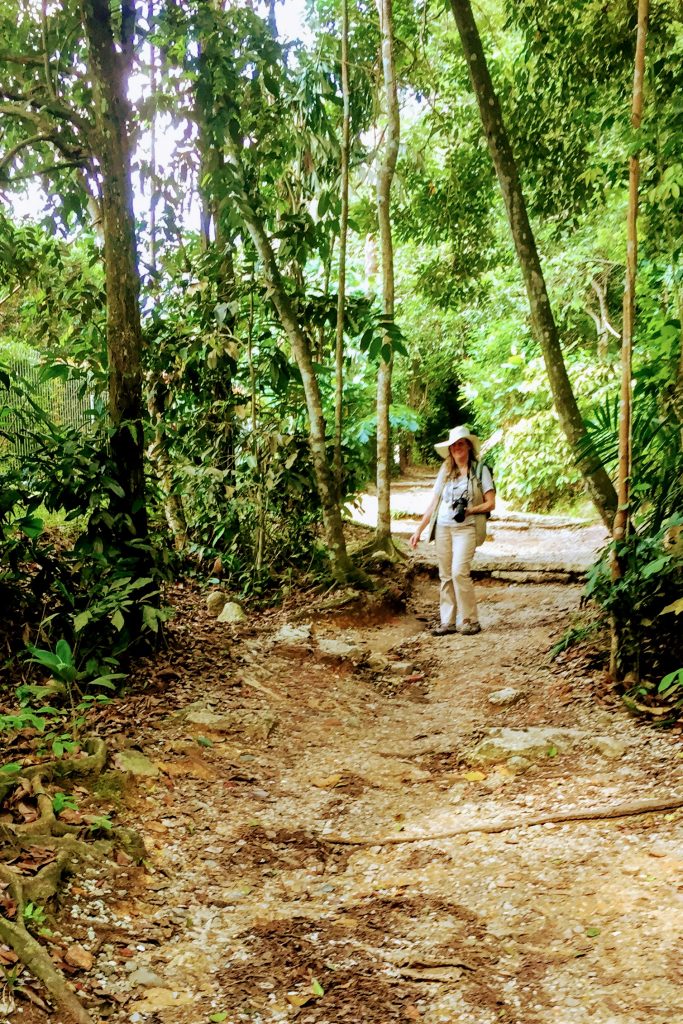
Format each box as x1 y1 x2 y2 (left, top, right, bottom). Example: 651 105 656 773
0 358 98 465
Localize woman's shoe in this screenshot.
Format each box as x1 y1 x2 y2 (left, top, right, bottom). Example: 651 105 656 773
459 620 481 635
432 623 457 636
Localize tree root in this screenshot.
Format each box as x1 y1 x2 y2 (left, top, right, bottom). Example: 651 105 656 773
352 534 408 564
23 737 108 782
0 913 94 1024
319 794 683 846
0 737 113 1022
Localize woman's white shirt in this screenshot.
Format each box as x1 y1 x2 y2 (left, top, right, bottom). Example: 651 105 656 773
434 464 495 527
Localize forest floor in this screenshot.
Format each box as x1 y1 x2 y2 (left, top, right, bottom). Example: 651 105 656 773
5 488 683 1024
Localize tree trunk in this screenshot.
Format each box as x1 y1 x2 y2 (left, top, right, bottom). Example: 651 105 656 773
146 379 189 551
148 0 158 276
375 0 400 548
610 0 649 681
194 31 237 489
224 140 360 583
81 0 148 548
449 0 618 530
333 0 351 502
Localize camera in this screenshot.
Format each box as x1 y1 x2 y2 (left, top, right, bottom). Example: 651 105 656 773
452 494 468 523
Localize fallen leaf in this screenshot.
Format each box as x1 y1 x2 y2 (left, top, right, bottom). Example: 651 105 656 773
130 987 194 1013
58 808 84 825
161 756 218 782
16 985 49 1011
65 944 93 971
286 991 314 1007
400 966 463 982
311 773 343 789
6 847 58 876
311 978 324 997
145 821 168 834
16 800 38 823
0 886 17 920
463 771 487 782
405 1006 422 1021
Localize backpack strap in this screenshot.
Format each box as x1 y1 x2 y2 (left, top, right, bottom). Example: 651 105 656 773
473 460 494 512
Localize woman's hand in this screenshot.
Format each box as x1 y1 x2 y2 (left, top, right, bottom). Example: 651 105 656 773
409 530 421 549
465 490 496 517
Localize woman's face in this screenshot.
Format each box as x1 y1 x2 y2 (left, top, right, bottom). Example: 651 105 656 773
450 439 471 463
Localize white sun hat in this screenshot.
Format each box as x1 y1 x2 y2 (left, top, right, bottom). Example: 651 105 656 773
434 424 481 460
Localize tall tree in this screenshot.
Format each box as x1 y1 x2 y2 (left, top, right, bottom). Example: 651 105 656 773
449 0 618 529
610 0 650 680
223 133 360 584
374 0 401 551
81 0 148 548
332 0 351 501
0 1 149 550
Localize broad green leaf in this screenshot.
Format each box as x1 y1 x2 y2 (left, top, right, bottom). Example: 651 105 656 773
74 610 92 633
19 515 44 539
55 639 73 665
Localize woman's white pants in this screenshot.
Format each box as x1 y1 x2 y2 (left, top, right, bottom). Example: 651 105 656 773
435 523 478 626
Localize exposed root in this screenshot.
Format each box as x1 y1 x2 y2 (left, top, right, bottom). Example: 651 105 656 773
0 737 112 1021
0 913 93 1024
23 737 108 782
319 794 683 846
353 533 408 564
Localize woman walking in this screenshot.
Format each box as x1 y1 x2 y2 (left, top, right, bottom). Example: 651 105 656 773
409 425 495 635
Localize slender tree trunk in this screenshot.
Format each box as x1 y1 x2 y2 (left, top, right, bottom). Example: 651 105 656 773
676 286 683 442
148 0 158 275
247 284 265 572
194 26 237 487
333 0 351 502
81 0 148 547
375 0 400 547
224 140 359 583
610 0 649 681
449 0 618 530
147 381 189 550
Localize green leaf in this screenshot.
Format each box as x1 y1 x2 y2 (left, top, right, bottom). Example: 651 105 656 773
209 1013 228 1023
142 604 159 633
658 668 683 693
19 515 44 539
55 639 73 665
26 647 62 672
111 609 125 631
0 763 22 774
197 736 213 747
73 610 92 633
642 556 670 579
311 978 324 997
88 675 122 690
585 927 600 937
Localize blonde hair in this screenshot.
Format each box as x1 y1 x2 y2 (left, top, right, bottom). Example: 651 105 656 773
445 441 475 479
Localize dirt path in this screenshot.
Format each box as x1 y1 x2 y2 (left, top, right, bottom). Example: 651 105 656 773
351 472 610 577
16 556 683 1024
